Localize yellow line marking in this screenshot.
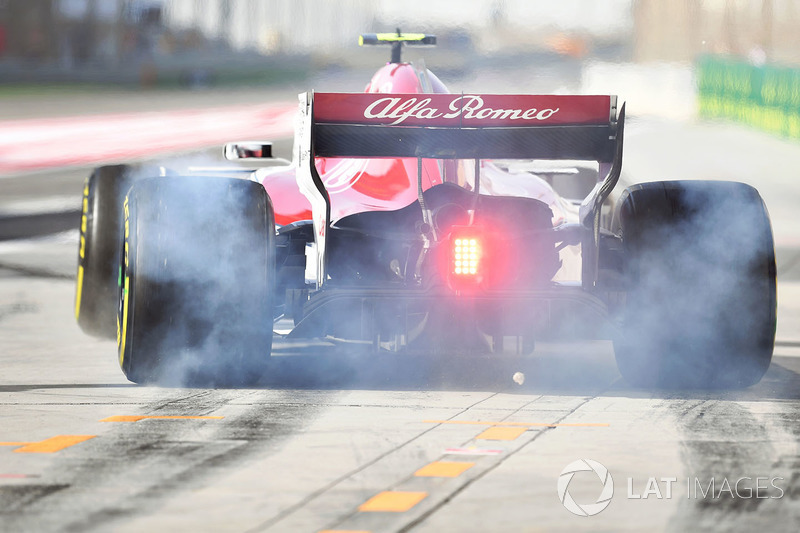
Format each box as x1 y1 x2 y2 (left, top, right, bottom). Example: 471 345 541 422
358 491 427 512
14 435 95 453
476 426 528 441
101 415 224 422
414 461 475 478
424 420 609 427
0 442 33 446
74 265 84 319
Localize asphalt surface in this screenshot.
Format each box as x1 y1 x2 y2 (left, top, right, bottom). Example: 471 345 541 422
1 233 799 532
2 90 800 531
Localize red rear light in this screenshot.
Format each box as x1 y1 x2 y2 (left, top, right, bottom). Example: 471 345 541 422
453 237 481 276
447 228 485 290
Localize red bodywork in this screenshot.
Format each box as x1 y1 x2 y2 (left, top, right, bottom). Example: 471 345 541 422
260 62 571 226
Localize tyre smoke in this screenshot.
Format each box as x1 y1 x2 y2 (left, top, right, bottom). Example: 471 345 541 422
615 181 775 389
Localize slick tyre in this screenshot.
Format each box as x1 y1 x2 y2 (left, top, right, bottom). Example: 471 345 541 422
614 181 776 389
118 176 275 386
75 165 135 338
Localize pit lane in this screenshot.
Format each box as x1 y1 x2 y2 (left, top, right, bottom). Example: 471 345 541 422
2 111 800 531
1 239 799 531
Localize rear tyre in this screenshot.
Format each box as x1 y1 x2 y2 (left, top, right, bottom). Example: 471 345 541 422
75 165 134 338
614 181 776 389
118 176 275 386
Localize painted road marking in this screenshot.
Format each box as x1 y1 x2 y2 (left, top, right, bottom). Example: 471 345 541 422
476 426 528 441
101 415 224 422
415 461 475 478
443 447 504 456
358 491 428 512
424 420 609 427
14 435 95 453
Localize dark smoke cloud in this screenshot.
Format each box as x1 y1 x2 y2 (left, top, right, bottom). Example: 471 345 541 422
125 156 272 388
617 181 774 389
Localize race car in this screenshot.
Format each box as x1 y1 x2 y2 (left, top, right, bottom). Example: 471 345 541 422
74 32 776 388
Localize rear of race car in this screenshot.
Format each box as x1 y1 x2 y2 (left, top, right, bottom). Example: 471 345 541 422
285 91 625 352
73 31 775 388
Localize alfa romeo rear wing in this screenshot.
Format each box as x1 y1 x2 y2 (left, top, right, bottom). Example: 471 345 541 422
310 93 618 160
296 92 625 289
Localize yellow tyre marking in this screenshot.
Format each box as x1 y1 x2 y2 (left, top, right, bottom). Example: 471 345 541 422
101 415 224 422
358 491 427 512
414 461 475 478
119 194 131 367
74 265 84 320
14 435 95 453
124 200 129 240
81 198 88 233
75 179 90 320
118 276 129 367
475 426 527 441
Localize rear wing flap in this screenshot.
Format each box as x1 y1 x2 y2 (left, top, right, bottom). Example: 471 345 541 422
311 93 618 161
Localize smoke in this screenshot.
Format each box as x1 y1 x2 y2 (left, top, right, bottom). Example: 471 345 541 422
121 156 774 391
130 151 246 180
123 168 273 388
616 181 775 389
124 166 564 389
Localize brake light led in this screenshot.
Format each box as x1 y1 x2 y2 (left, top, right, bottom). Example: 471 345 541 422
453 237 481 276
